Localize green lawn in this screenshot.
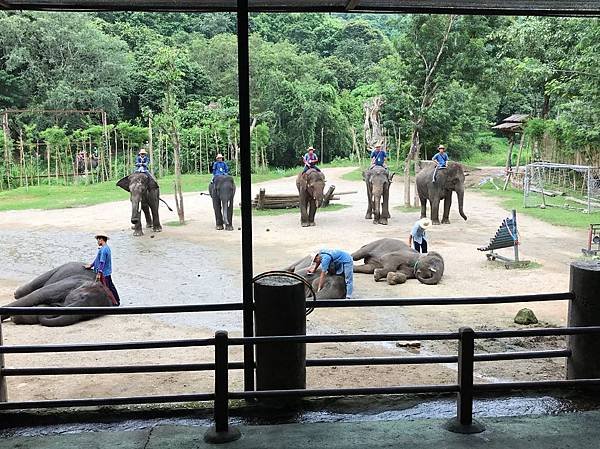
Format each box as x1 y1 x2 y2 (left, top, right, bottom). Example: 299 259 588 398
463 134 511 167
479 184 600 229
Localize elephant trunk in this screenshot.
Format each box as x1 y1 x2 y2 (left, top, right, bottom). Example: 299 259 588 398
372 191 382 219
415 252 445 285
131 196 142 224
457 188 467 221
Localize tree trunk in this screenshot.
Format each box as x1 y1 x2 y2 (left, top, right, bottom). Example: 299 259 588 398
148 115 154 176
170 124 185 224
363 96 384 148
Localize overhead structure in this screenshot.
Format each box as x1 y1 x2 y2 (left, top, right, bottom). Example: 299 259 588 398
492 114 529 190
0 0 599 15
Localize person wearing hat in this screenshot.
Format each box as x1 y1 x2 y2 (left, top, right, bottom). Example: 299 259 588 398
301 146 320 174
85 233 120 306
409 218 432 254
370 141 387 169
134 147 151 174
211 153 230 178
432 144 448 182
307 249 354 299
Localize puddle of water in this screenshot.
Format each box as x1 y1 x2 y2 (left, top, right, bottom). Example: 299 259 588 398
0 228 242 331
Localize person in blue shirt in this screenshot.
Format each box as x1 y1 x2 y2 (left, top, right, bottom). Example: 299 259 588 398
432 144 449 182
85 232 120 306
211 154 230 178
134 148 151 174
409 218 432 253
308 249 354 299
370 142 387 169
302 146 320 174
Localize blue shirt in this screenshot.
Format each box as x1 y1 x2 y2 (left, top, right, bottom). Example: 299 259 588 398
411 222 427 244
319 249 353 275
91 245 112 277
135 155 150 173
370 149 386 166
212 161 230 176
303 152 318 166
432 152 448 168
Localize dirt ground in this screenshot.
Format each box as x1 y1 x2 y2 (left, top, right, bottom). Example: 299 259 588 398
0 167 586 402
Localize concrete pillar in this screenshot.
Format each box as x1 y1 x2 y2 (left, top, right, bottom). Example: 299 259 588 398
254 275 306 391
567 260 600 379
0 320 7 402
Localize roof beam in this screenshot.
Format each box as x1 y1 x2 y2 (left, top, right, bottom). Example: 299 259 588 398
345 0 360 11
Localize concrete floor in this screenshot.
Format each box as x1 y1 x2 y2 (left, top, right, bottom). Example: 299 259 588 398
0 411 597 449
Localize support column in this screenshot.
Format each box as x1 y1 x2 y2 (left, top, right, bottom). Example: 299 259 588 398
237 0 255 392
567 261 600 379
0 320 7 402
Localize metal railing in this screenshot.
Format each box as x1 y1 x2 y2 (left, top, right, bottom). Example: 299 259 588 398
1 291 598 439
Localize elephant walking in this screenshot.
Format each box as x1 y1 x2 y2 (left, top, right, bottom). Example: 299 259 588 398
296 168 326 227
352 238 445 285
364 166 393 225
416 162 467 225
285 255 347 299
1 262 115 327
209 175 236 231
117 173 163 236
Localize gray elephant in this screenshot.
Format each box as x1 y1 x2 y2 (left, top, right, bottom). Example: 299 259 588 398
416 162 467 225
364 166 393 225
352 238 444 285
1 262 115 327
209 175 236 231
296 169 326 227
285 255 346 299
75 155 98 174
117 173 162 236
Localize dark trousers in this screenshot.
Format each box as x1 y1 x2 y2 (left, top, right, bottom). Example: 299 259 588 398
104 275 121 306
413 240 428 254
302 165 320 173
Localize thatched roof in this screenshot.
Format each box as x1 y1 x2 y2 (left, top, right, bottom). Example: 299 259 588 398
492 114 530 133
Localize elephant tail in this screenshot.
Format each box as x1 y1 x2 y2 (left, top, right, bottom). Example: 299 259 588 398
160 197 173 211
38 314 94 327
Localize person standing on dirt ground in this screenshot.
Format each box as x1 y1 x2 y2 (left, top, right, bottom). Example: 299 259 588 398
432 144 448 182
85 232 120 306
409 218 432 254
307 249 354 299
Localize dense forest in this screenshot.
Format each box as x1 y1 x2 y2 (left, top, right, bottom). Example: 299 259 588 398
0 12 598 189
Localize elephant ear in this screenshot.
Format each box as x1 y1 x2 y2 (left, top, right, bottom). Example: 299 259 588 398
116 176 130 192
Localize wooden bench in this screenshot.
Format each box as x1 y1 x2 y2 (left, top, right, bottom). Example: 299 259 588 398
478 209 530 268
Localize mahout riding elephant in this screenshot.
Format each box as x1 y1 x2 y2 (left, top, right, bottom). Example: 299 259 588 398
209 175 236 231
296 168 326 227
352 238 444 285
416 162 467 225
285 255 346 299
75 155 98 174
1 262 115 327
117 173 163 236
364 166 394 225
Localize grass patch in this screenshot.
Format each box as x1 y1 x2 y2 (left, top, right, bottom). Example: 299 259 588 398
234 203 351 216
164 220 186 227
341 168 365 182
394 205 421 213
478 183 600 229
462 133 511 167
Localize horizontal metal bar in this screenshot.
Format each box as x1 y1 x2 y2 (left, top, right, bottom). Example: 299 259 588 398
306 355 458 367
0 338 215 354
0 302 245 316
229 384 459 400
475 326 600 339
229 332 459 345
311 292 573 308
0 393 215 411
474 349 571 362
475 379 600 392
1 362 245 376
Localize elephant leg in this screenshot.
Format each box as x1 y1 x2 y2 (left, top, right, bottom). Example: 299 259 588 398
149 190 162 232
14 266 61 299
382 184 390 221
353 263 376 274
308 199 317 226
442 193 452 224
212 194 224 230
420 197 428 219
142 204 152 228
374 266 396 282
133 220 143 236
365 182 373 219
429 195 441 225
299 199 309 227
285 255 314 273
225 198 234 231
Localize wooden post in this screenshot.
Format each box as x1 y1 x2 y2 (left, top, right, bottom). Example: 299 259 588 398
19 129 28 190
512 209 519 262
148 115 154 176
320 127 324 164
0 320 7 402
257 188 266 209
514 133 526 178
322 184 336 207
2 112 10 189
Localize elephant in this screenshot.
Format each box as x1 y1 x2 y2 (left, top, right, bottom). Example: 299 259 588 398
75 155 98 174
352 238 445 285
364 166 394 225
285 255 346 299
209 175 236 231
416 162 467 225
1 262 115 327
117 173 163 236
296 168 326 227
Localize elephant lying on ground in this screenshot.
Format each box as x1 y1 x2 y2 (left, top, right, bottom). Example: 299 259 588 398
1 262 115 326
352 238 444 285
285 256 346 299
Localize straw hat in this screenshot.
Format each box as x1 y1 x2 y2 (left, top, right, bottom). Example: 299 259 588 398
438 144 446 150
418 218 432 229
216 153 224 159
139 148 147 154
307 146 315 151
94 232 109 240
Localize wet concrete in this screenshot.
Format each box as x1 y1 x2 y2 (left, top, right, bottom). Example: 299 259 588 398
0 228 242 330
